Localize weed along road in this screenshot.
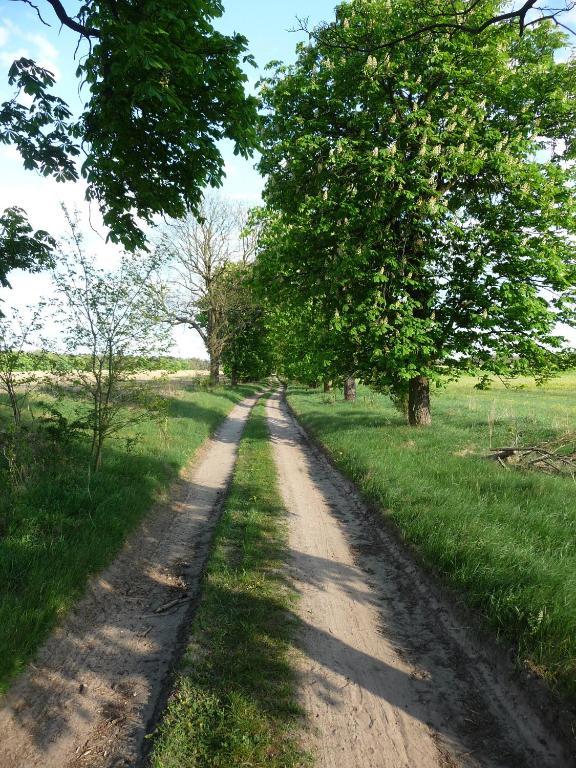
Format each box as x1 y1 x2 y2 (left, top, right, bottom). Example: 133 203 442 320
0 392 261 768
266 390 572 768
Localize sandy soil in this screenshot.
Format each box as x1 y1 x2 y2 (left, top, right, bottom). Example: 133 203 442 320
266 390 573 768
0 392 260 768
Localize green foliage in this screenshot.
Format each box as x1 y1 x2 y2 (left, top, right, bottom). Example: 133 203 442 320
288 375 576 700
143 356 210 372
52 217 173 470
0 382 256 693
262 296 341 384
0 207 55 298
0 351 209 373
220 264 274 382
257 0 576 394
0 59 78 181
150 399 306 768
2 1 258 250
221 312 273 382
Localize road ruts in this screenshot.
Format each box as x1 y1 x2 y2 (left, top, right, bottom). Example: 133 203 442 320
266 389 572 768
0 392 261 768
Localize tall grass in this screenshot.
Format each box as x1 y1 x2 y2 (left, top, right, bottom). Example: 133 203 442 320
288 374 576 700
0 383 256 693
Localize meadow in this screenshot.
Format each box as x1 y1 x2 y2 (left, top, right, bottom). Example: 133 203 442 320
288 373 576 700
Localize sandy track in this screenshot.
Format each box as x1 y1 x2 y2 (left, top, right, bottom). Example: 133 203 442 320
0 393 260 768
266 390 572 768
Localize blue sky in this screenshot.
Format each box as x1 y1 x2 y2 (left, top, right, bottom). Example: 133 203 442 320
215 1 341 202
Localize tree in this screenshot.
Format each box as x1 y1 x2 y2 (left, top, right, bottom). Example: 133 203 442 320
2 1 258 250
53 216 169 471
254 206 363 396
0 207 55 314
256 271 358 396
258 0 576 425
0 305 46 426
157 196 254 385
220 264 273 384
301 1 576 52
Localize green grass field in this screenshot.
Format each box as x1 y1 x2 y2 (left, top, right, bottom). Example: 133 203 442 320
288 373 576 700
150 397 306 768
0 382 257 693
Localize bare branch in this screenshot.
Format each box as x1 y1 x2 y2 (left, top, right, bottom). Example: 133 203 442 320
8 0 50 27
10 0 101 38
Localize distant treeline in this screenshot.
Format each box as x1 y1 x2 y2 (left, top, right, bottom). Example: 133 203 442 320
2 351 210 373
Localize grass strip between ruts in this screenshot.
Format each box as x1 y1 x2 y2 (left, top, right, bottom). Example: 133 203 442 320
149 397 308 768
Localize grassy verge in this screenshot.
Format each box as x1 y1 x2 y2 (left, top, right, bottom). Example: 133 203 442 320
149 398 307 768
287 375 576 701
0 382 257 693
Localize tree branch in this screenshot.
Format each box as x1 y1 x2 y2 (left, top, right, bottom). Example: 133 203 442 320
8 0 50 27
304 1 576 54
10 0 102 38
45 0 101 37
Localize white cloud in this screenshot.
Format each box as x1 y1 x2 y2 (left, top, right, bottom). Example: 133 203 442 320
0 47 29 69
1 18 21 36
0 25 60 80
26 33 58 62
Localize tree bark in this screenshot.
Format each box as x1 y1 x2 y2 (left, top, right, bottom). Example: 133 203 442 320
6 380 21 427
92 434 104 472
231 366 239 387
323 379 333 393
344 377 356 402
408 376 432 426
209 355 220 386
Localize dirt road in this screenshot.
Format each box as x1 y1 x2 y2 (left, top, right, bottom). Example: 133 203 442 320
0 393 259 768
266 390 572 768
1 387 571 768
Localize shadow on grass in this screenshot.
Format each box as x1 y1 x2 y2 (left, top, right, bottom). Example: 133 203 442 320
0 388 255 695
164 531 531 768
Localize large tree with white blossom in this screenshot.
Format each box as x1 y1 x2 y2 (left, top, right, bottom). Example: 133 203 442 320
257 0 576 425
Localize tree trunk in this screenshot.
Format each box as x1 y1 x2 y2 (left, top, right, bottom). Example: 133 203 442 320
323 379 333 393
408 376 432 426
6 381 21 427
231 366 239 387
344 377 356 402
209 355 220 386
92 435 104 472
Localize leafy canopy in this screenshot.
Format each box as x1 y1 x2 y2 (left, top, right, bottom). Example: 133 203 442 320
0 207 55 310
219 263 273 382
1 0 258 250
257 0 576 389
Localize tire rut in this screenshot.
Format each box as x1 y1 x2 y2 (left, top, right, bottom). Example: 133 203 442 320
0 393 260 768
266 389 573 768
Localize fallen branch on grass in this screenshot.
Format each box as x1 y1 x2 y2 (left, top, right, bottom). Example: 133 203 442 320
488 435 576 478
